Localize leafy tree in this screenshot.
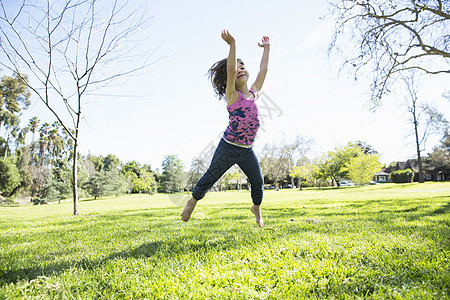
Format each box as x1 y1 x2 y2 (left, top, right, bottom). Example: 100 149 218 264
15 146 32 194
0 74 30 130
316 157 335 186
83 172 109 200
160 155 185 193
329 0 450 105
290 164 314 189
40 172 72 203
318 144 361 186
122 160 141 176
0 157 21 200
351 141 378 155
126 169 157 194
0 74 31 158
83 170 126 199
428 132 450 169
386 161 398 173
318 143 381 186
88 154 122 173
345 153 382 185
122 161 157 194
79 154 126 199
0 137 7 158
89 156 106 173
103 154 121 172
38 152 76 203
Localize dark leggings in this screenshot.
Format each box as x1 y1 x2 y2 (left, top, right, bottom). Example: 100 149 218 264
192 138 264 205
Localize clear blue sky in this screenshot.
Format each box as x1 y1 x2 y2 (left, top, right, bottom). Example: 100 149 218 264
19 0 450 171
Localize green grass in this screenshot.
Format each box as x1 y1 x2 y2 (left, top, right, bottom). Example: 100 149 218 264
0 182 449 299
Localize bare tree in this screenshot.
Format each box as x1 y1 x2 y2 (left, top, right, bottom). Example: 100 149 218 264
281 134 314 188
187 155 208 192
329 0 450 106
0 0 154 214
403 74 449 182
260 142 290 188
187 144 216 191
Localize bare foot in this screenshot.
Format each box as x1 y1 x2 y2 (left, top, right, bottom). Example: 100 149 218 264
181 197 197 222
250 205 264 228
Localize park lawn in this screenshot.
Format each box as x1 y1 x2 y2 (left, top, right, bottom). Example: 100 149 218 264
0 182 449 299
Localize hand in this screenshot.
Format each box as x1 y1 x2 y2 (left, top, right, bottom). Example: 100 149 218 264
221 30 235 45
258 36 270 48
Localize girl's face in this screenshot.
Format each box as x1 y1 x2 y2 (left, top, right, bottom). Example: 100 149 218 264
235 60 249 84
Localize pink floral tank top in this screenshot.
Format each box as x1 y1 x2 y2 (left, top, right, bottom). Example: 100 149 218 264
223 90 260 146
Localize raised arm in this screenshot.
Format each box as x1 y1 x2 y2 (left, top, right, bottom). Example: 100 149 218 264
251 36 270 93
222 30 239 106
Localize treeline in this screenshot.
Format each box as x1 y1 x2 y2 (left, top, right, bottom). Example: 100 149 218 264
2 74 449 204
1 110 383 204
3 125 449 204
0 117 160 203
185 136 384 191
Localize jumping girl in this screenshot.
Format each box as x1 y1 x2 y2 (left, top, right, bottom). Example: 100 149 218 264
181 30 270 228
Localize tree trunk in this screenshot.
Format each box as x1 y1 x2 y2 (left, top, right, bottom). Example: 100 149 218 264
3 130 10 161
414 130 425 183
333 175 340 187
72 138 79 215
412 103 425 183
72 109 80 215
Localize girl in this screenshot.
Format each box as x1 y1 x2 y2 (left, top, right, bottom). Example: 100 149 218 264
181 30 270 228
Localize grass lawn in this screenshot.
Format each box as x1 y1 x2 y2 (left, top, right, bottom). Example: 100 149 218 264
0 182 449 299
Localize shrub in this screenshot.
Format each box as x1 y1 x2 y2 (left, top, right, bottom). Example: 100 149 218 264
390 169 414 183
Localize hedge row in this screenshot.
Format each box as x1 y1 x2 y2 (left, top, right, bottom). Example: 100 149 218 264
390 168 414 183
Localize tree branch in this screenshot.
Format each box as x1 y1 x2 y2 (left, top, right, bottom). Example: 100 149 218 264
329 0 450 105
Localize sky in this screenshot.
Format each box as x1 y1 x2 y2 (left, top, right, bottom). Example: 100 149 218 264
13 0 450 171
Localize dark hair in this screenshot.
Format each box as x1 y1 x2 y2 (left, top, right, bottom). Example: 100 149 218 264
207 58 243 100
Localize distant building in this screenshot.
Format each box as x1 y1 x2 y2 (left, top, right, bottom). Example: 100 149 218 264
374 171 390 183
394 159 447 182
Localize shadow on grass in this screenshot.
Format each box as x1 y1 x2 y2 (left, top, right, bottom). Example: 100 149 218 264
2 197 449 287
0 232 230 285
0 205 286 286
404 198 450 221
430 201 450 215
312 196 450 218
0 241 166 286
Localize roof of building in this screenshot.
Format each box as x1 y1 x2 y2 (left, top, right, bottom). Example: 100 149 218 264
374 172 390 176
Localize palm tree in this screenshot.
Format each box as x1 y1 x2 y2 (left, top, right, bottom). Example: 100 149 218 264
38 123 50 164
27 117 39 158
